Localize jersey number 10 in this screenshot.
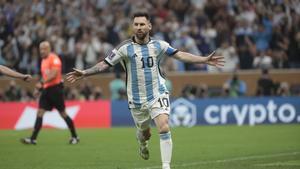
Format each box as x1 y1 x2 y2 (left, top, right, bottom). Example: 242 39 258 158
158 98 169 108
141 57 154 68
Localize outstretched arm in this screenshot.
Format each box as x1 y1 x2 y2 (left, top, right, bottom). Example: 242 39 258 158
173 51 225 68
0 65 32 81
66 61 109 83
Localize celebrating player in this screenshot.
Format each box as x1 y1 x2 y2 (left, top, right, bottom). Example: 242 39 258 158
67 12 224 169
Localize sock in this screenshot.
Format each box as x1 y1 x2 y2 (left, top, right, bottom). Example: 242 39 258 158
160 132 173 167
64 116 77 138
31 117 43 140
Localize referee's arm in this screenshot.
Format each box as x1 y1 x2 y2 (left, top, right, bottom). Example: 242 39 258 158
43 68 58 83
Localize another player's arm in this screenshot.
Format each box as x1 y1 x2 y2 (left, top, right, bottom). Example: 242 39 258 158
0 65 32 81
66 61 109 83
173 51 225 68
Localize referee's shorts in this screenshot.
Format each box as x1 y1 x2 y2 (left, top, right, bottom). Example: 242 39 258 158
39 83 65 112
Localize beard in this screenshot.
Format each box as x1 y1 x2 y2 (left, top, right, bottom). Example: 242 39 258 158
135 31 148 41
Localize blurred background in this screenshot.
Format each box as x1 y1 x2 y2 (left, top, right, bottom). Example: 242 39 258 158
0 1 299 169
0 0 300 102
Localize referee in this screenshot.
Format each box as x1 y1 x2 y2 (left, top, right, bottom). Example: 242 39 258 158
21 41 79 145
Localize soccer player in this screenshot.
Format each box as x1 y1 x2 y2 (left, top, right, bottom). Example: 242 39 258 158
0 65 32 81
21 41 79 145
67 12 224 169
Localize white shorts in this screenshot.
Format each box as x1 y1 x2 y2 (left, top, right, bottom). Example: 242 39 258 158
130 93 170 131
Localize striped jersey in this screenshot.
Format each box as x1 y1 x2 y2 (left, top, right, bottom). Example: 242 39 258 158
104 37 178 108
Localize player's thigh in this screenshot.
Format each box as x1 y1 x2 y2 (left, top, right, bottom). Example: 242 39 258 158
130 108 151 131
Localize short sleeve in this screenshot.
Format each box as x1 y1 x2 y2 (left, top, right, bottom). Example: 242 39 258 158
104 48 123 66
160 41 178 56
51 55 61 68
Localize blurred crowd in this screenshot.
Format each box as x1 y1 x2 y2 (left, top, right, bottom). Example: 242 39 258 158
0 80 105 102
0 0 300 75
1 68 299 102
1 0 300 101
181 68 300 100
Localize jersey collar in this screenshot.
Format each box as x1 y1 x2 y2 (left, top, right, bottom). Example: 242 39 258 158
132 36 152 45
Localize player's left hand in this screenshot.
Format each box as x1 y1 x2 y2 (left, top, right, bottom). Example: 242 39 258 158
66 68 86 83
204 51 225 68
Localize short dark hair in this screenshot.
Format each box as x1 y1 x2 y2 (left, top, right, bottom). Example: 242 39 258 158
133 12 150 20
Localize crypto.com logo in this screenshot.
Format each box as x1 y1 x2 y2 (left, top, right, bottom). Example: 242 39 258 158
170 98 197 127
15 106 80 130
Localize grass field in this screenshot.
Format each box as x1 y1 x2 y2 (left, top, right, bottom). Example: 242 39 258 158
0 125 299 169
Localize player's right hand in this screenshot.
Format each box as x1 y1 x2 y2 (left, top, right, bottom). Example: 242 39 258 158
66 68 86 83
23 74 33 82
33 87 42 98
35 82 43 90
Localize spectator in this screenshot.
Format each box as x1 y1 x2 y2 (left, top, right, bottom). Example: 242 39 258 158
90 86 103 100
81 32 101 68
272 49 289 69
287 31 300 68
197 84 209 98
172 27 204 71
253 50 273 69
118 88 127 100
4 80 21 101
20 89 34 102
252 23 272 52
109 73 126 100
65 88 84 101
201 20 217 53
277 82 291 96
224 73 247 97
237 36 256 70
181 84 197 100
208 41 238 72
256 68 275 96
79 81 93 100
221 83 230 97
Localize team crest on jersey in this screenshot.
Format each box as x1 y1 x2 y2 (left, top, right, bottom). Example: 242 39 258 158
107 51 116 60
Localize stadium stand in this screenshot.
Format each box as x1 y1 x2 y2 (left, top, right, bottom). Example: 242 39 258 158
1 0 300 100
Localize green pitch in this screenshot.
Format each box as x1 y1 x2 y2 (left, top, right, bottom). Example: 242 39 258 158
0 125 299 169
